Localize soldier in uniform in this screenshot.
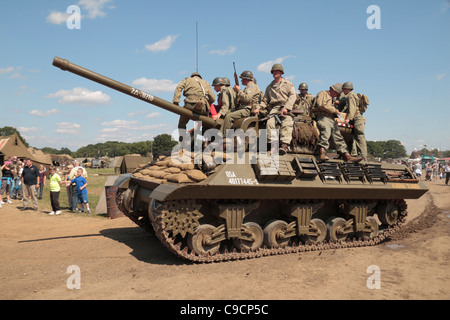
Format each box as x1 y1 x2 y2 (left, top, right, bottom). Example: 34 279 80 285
211 77 237 121
294 82 315 117
254 64 296 154
173 72 216 133
341 82 367 160
314 83 360 162
220 70 261 137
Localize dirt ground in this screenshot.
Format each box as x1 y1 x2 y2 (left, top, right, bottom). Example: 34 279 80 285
0 181 449 300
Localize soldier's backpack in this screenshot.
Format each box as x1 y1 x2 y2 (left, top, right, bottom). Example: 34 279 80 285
357 93 369 114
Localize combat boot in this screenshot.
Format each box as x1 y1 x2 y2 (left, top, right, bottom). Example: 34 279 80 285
279 143 289 155
342 153 362 163
319 147 329 161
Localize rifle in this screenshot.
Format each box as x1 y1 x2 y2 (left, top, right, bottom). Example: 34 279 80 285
233 62 239 86
259 109 304 126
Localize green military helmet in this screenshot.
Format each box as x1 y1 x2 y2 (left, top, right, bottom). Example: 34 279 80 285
271 64 284 74
239 70 254 80
191 72 202 79
212 77 224 86
298 82 308 90
222 77 231 86
342 82 354 90
330 83 343 94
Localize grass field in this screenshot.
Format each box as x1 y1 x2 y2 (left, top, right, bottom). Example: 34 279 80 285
32 168 116 217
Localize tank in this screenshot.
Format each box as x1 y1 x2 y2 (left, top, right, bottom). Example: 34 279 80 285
52 57 428 262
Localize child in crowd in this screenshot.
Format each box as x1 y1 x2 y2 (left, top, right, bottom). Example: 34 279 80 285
70 168 91 213
48 166 62 215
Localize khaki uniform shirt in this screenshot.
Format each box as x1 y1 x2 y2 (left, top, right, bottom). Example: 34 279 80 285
218 86 237 117
294 93 315 116
173 76 216 105
236 81 262 111
344 91 361 121
259 78 296 112
314 91 338 115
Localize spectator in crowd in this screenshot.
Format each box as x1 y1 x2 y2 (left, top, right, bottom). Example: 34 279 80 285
47 166 62 215
10 156 20 200
1 160 14 206
444 162 450 186
21 158 40 211
69 168 91 213
68 161 87 212
38 164 47 200
414 162 422 179
64 164 75 211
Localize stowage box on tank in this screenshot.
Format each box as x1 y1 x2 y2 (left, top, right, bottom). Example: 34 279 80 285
53 57 428 262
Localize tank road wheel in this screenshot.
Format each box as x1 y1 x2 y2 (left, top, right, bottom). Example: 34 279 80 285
377 202 399 226
357 216 379 240
233 222 264 251
263 220 290 248
187 224 220 256
301 218 327 244
326 217 349 242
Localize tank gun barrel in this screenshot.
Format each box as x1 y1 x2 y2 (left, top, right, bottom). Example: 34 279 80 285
52 57 218 129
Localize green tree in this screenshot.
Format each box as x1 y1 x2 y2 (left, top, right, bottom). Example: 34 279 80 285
152 134 178 156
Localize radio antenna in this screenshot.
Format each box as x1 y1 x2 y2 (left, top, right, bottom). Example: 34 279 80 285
196 21 199 72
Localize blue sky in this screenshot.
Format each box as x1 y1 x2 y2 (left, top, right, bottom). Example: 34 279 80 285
1 0 449 154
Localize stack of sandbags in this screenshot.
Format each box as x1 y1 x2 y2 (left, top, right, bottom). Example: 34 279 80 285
132 152 208 184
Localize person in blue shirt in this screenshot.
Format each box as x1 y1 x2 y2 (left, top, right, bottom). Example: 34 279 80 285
70 168 91 213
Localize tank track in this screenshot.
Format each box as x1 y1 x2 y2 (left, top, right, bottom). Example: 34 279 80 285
123 197 407 263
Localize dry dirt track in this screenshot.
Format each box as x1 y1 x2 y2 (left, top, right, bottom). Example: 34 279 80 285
0 181 449 300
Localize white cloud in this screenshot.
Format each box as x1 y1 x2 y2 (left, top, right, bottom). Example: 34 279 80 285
18 127 40 133
145 35 179 52
257 56 294 73
146 112 161 119
55 122 81 135
47 87 111 105
29 109 60 117
0 66 16 75
209 46 237 56
78 0 112 19
46 11 70 25
46 0 113 25
436 73 446 81
97 121 168 142
132 78 177 92
101 120 138 128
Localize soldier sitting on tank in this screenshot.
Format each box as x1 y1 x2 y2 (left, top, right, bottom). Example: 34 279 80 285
253 64 296 155
313 83 361 162
211 77 237 122
173 72 216 141
219 70 262 138
294 82 315 117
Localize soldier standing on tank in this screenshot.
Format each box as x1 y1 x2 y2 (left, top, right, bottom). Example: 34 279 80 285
254 64 296 155
294 82 315 117
314 83 361 162
341 82 368 160
173 72 216 138
211 77 237 122
220 71 261 137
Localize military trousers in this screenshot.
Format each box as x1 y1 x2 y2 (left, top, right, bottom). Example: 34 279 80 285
266 109 293 145
316 115 349 154
352 116 367 158
221 108 251 137
177 102 209 129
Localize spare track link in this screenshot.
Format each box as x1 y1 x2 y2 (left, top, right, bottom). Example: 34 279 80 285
143 199 407 263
